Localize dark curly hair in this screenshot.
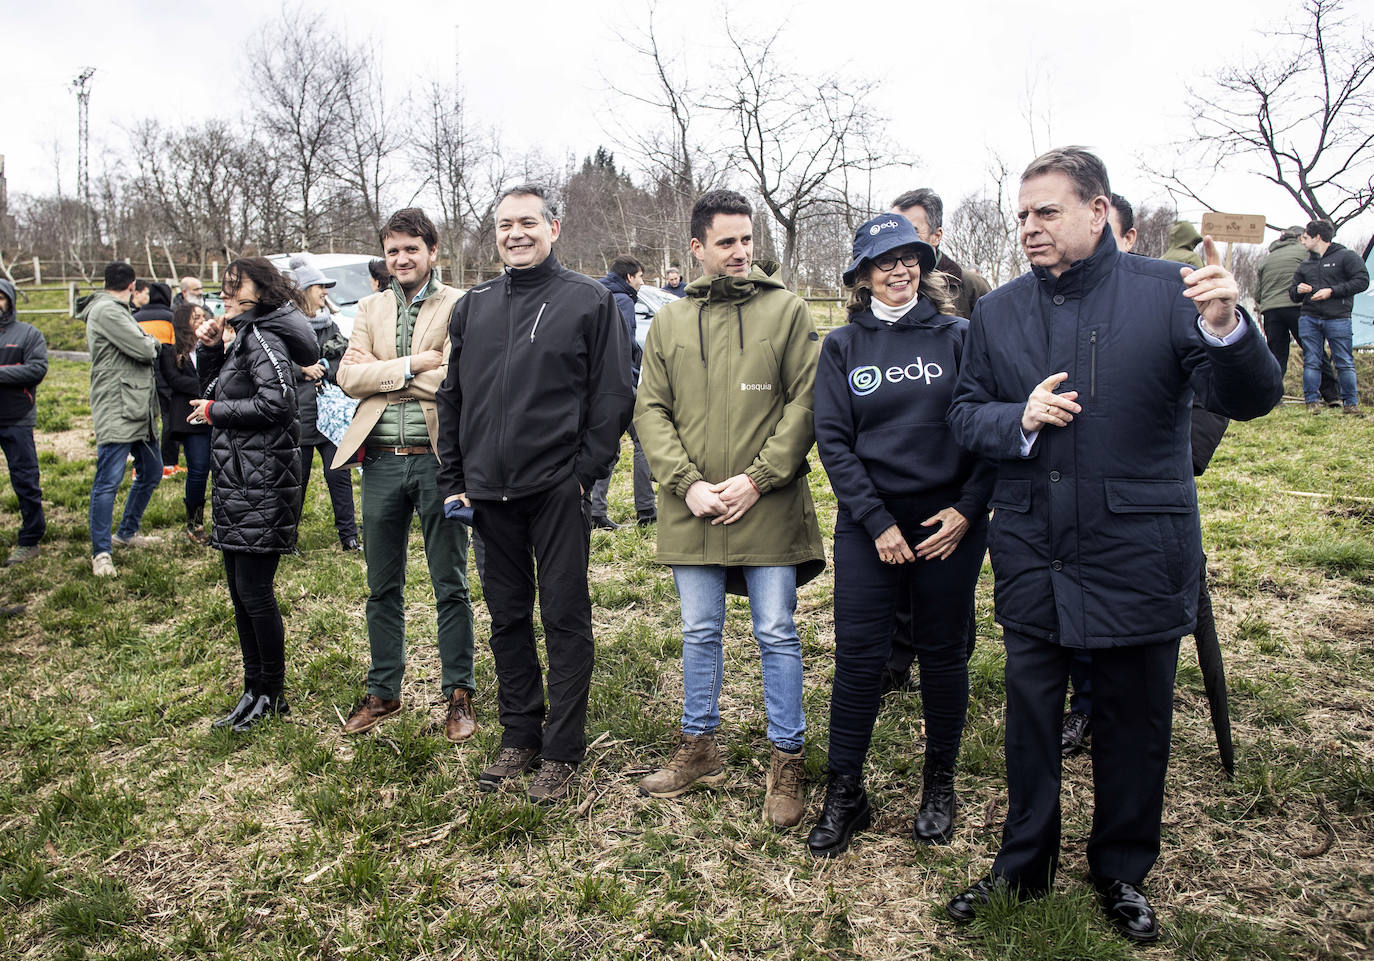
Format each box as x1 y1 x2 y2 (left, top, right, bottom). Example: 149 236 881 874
221 257 308 314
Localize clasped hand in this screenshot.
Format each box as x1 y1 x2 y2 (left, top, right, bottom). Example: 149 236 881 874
685 475 760 525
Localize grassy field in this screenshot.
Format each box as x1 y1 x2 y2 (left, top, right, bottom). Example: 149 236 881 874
0 356 1372 960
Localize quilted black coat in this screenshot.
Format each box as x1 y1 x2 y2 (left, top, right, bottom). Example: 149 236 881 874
198 303 318 553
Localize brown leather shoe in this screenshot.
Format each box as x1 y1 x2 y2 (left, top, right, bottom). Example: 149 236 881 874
479 746 541 792
341 694 401 735
764 744 806 828
527 760 578 805
443 688 477 742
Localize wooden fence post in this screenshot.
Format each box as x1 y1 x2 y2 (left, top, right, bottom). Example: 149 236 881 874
32 258 41 285
69 282 77 316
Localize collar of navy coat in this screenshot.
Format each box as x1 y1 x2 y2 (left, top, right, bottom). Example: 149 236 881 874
1031 227 1121 298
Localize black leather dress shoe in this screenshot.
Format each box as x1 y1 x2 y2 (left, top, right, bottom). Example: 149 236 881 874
211 691 257 729
947 875 1007 921
806 773 872 858
636 512 657 527
946 874 1039 922
913 761 957 845
231 693 291 733
1061 710 1091 757
879 667 915 696
1095 879 1159 942
590 515 621 531
340 536 362 552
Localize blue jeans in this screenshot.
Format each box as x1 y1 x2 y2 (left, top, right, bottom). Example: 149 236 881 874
180 432 211 510
671 564 805 752
89 440 162 556
1299 315 1358 407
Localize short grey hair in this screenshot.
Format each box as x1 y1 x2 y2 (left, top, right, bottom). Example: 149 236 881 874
1021 146 1111 204
891 188 943 233
497 183 559 225
1280 225 1305 240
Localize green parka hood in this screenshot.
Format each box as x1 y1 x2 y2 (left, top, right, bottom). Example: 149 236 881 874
1168 221 1203 250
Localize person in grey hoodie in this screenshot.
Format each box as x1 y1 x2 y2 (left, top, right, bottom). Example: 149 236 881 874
0 278 49 565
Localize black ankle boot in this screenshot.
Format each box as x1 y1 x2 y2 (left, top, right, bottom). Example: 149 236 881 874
231 691 291 733
211 690 257 729
914 760 957 845
806 773 872 858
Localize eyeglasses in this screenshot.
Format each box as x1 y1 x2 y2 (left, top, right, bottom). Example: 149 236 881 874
872 251 923 272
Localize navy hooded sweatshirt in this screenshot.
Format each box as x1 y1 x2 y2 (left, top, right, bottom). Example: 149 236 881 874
814 295 994 540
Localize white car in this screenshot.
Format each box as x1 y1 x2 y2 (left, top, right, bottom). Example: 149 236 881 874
267 252 379 338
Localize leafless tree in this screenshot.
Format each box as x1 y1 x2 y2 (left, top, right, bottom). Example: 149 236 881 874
605 2 727 275
712 22 891 285
247 6 355 249
332 43 404 244
1155 0 1374 230
943 156 1027 286
1131 204 1177 259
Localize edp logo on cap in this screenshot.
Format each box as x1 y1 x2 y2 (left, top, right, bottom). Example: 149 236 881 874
869 219 901 236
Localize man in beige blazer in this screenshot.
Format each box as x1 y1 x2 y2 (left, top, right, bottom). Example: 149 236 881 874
332 207 478 743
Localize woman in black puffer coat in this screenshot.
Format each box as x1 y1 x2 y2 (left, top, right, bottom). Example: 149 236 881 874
190 258 318 732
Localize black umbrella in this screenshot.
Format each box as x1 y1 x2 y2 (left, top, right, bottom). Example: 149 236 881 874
1193 570 1234 777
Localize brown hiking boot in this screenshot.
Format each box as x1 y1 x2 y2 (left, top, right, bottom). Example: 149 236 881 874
638 732 728 798
341 694 401 735
479 746 542 792
443 688 477 742
1307 402 1322 414
527 760 578 805
764 744 806 828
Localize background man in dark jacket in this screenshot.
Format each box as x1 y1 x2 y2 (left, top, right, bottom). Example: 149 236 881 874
1258 226 1339 404
944 147 1282 943
1291 219 1370 414
437 184 633 805
590 255 655 528
0 278 48 566
891 188 992 321
133 281 180 470
662 266 687 298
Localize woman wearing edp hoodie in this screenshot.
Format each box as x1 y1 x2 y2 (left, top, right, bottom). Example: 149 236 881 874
191 258 319 732
807 213 994 857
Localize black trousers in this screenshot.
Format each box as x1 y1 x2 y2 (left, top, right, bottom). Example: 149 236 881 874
993 628 1179 890
223 550 285 694
828 498 986 776
1263 305 1339 403
0 425 45 547
473 476 594 764
300 441 358 541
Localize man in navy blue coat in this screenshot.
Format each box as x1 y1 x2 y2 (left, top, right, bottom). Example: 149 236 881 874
944 147 1282 943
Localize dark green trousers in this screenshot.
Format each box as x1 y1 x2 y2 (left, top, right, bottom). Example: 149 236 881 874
360 451 475 700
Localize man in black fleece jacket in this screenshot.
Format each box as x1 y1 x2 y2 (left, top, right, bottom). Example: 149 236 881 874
0 278 48 565
1290 219 1370 414
436 184 634 804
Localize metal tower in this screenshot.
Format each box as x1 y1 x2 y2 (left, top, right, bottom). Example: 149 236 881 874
72 68 95 243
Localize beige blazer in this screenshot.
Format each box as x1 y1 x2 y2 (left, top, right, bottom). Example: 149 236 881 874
331 283 461 468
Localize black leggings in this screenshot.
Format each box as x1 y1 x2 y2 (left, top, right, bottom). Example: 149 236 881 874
827 496 987 775
223 551 285 694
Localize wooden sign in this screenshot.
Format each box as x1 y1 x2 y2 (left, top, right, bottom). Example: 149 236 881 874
1201 212 1266 245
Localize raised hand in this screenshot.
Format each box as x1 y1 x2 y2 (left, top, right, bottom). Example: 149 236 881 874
1181 236 1240 337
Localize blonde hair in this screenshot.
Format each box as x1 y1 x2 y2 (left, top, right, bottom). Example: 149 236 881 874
846 266 956 318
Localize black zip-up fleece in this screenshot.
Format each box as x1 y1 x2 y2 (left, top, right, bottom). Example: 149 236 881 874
0 279 48 428
435 254 634 500
1288 243 1370 320
813 296 994 541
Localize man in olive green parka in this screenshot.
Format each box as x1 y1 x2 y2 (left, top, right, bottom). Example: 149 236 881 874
634 189 824 829
83 262 163 576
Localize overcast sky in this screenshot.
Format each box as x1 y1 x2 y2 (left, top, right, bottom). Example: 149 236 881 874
5 0 1371 246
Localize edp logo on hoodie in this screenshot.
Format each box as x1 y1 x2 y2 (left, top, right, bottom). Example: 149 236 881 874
848 358 944 396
